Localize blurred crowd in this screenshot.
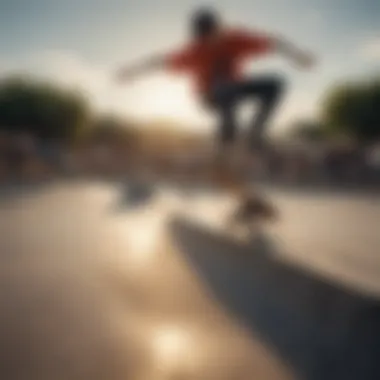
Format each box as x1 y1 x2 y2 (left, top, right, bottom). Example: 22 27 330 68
0 131 135 183
0 130 379 189
250 141 380 188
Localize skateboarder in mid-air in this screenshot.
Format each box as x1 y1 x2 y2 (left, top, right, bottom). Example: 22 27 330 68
116 7 315 222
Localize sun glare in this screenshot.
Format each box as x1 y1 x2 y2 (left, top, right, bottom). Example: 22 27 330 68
126 75 209 127
152 325 192 371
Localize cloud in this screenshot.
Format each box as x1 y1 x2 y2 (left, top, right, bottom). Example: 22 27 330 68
32 50 110 95
0 50 109 91
358 36 380 61
0 50 132 116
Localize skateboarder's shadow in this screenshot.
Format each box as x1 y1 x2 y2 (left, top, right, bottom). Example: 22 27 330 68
170 217 380 380
111 181 156 213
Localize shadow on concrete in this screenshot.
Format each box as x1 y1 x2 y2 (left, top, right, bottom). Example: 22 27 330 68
0 180 56 205
110 181 156 213
256 181 380 199
170 217 380 380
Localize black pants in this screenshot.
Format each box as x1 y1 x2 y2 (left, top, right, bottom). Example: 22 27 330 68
209 75 285 151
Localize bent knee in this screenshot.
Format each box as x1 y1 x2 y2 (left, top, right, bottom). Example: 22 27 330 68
270 75 286 95
264 76 286 101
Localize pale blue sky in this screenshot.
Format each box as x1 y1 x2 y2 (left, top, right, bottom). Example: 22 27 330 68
1 0 379 130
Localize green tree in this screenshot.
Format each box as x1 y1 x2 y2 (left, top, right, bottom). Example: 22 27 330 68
322 78 380 142
0 77 90 141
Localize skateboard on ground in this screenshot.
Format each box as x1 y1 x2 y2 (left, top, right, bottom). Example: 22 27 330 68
204 144 280 235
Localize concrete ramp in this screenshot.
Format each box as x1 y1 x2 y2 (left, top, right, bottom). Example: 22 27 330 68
170 217 380 380
1 182 379 380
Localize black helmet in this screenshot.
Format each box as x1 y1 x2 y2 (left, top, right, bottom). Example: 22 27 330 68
191 7 220 38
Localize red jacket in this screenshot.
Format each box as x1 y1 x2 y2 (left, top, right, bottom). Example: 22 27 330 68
165 28 274 95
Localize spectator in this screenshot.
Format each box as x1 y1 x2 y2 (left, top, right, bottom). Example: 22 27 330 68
0 132 10 182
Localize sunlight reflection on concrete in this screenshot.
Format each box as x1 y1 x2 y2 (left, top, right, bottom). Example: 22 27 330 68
3 182 379 380
151 325 194 373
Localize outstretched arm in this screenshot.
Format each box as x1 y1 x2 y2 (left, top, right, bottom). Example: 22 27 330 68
115 55 167 83
272 35 315 69
236 29 316 69
115 45 194 83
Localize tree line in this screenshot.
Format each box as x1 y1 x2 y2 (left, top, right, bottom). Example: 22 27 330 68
0 74 379 145
291 77 380 144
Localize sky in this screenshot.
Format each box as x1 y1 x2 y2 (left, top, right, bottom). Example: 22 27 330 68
0 0 379 133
